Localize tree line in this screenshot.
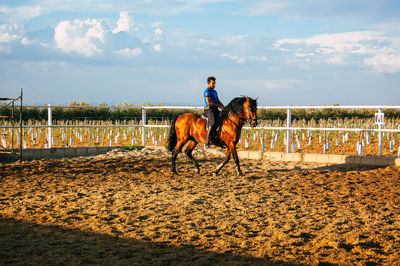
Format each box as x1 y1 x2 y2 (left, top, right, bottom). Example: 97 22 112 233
1 101 400 122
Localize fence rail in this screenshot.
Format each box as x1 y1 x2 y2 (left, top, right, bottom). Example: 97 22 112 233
1 104 400 157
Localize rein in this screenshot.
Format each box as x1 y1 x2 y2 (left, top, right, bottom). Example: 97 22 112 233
226 110 256 127
227 113 241 128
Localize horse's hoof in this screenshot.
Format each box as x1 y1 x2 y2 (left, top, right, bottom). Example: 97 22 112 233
213 172 219 176
236 170 243 177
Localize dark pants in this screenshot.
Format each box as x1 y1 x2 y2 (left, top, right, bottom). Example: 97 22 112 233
205 107 220 135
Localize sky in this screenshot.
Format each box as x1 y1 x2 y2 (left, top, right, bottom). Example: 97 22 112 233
0 0 399 106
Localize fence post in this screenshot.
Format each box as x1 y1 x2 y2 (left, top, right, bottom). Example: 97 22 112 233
286 108 291 153
48 104 52 148
142 107 146 146
378 108 383 156
11 101 14 152
20 88 23 161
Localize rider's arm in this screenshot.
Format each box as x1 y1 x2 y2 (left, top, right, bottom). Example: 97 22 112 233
217 98 224 108
206 97 224 108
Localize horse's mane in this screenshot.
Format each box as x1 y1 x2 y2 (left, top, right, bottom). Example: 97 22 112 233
220 96 257 121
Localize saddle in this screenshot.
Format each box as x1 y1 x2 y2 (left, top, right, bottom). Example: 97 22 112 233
201 113 221 133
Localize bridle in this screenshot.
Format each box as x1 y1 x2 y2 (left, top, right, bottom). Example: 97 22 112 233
227 104 257 127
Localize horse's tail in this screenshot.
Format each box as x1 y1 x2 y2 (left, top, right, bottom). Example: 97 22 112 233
167 116 178 152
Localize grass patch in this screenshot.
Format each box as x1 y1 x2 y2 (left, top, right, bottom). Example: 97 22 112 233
126 144 144 151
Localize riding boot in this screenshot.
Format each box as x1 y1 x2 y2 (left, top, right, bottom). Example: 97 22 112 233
205 129 213 147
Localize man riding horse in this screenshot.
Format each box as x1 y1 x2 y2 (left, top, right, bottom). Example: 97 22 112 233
204 76 224 147
167 75 258 176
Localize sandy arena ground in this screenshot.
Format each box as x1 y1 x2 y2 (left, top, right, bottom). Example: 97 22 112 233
1 147 400 265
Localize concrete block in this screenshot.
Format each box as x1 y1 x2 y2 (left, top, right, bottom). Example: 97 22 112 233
361 156 396 166
86 147 96 156
328 154 346 164
52 148 67 158
283 153 303 162
237 151 249 160
41 149 51 158
302 153 319 163
344 155 355 164
247 151 262 160
18 146 399 167
262 152 272 160
312 154 328 164
353 156 363 165
21 149 33 159
76 147 87 156
263 152 283 161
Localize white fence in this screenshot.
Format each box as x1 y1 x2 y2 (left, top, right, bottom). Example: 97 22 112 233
1 104 400 156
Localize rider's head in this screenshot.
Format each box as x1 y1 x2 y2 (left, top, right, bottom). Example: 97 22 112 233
207 76 216 89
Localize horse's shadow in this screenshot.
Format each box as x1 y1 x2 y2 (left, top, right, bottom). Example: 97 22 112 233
244 163 387 181
311 164 385 172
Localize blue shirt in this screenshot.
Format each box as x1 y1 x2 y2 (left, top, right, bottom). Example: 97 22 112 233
204 88 219 106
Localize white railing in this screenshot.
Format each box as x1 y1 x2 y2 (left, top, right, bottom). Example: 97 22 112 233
1 104 400 156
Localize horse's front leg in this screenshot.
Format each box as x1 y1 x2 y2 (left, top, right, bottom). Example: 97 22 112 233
214 147 230 175
185 140 200 174
231 146 243 176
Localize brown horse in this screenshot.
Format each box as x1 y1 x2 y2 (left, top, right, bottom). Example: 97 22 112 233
167 96 258 176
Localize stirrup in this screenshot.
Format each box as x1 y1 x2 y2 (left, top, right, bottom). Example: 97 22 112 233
205 135 212 147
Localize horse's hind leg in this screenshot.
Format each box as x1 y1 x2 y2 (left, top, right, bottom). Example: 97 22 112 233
171 140 186 174
214 147 231 175
185 140 200 174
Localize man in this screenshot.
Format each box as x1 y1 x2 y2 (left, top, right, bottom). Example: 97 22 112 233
204 76 224 147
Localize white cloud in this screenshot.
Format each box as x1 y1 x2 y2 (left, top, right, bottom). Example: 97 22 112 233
221 53 267 64
226 34 249 42
54 19 107 56
114 47 143 57
245 1 287 16
155 28 163 36
153 44 162 52
263 79 300 90
199 38 221 47
221 53 245 64
21 37 32 45
0 5 42 22
248 55 267 62
295 52 315 58
222 79 301 92
152 21 164 28
0 45 11 53
326 55 344 65
274 31 381 52
112 11 135 34
40 41 50 47
364 53 400 73
274 31 400 73
0 24 24 43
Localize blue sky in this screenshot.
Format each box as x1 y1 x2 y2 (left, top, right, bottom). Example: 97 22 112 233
1 0 399 106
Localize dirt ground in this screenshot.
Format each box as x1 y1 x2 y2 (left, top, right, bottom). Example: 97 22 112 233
1 147 400 265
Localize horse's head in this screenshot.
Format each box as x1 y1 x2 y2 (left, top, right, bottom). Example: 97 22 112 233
244 96 258 127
